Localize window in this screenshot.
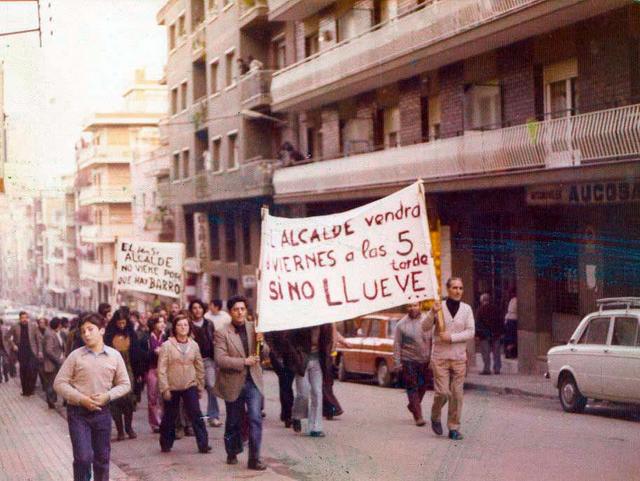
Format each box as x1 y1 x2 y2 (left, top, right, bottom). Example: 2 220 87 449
306 127 316 158
337 8 371 43
211 275 221 300
227 132 238 169
209 217 220 260
180 81 188 111
579 317 610 345
225 216 236 262
544 58 578 119
305 32 319 58
191 0 205 28
169 24 176 50
612 317 639 347
384 106 400 148
185 213 195 257
172 152 180 180
227 277 238 297
464 82 502 131
182 149 190 178
374 0 398 25
225 50 235 87
212 137 221 171
553 264 579 315
195 129 208 173
171 88 178 115
177 14 186 37
273 37 286 70
210 60 219 94
242 212 251 265
193 59 207 101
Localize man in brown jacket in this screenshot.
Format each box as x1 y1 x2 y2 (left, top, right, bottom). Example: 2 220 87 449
10 312 40 396
214 295 266 471
43 318 66 408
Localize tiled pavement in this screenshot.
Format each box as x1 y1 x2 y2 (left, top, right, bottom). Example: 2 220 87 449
0 377 130 481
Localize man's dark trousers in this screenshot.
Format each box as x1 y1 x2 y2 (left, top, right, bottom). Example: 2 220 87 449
67 405 112 481
18 356 38 395
270 352 295 422
224 378 263 461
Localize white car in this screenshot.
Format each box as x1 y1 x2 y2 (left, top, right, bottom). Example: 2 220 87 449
546 298 640 412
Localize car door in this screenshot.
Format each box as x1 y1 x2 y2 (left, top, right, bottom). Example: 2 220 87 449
601 316 640 401
571 316 611 397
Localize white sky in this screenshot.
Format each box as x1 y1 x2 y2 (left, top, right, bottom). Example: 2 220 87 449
0 0 166 194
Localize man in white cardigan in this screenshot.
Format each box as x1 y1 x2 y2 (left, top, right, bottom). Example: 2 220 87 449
427 277 475 440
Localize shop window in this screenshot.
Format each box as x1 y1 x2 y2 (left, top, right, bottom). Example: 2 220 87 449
227 277 238 297
553 265 579 315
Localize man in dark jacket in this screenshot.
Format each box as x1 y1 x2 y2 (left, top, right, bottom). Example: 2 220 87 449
10 312 40 395
43 318 65 408
475 293 503 375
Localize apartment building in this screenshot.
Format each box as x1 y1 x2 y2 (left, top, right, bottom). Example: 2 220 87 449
158 0 640 372
0 195 35 304
41 194 67 309
76 70 165 310
269 0 640 373
157 0 276 308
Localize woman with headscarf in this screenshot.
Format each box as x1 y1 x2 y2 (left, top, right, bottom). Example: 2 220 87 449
104 306 143 441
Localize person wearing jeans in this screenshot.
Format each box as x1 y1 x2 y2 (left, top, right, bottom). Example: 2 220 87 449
54 314 131 481
189 300 222 428
214 296 267 471
288 324 333 437
157 315 210 454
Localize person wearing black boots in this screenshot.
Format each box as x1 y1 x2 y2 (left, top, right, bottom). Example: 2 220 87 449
104 307 143 441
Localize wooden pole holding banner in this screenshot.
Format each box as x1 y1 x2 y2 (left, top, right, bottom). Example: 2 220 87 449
254 205 270 357
417 181 445 334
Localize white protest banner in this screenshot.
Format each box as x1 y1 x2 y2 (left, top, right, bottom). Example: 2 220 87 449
115 239 185 299
256 182 438 332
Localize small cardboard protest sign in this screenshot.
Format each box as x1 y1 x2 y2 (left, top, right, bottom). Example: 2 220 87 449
115 239 185 299
256 182 438 332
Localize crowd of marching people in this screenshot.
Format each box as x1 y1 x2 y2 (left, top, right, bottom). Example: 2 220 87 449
0 276 492 481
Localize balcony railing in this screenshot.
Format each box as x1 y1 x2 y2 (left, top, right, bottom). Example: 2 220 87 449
271 0 542 109
80 224 132 244
78 186 132 206
77 145 133 170
79 260 114 283
239 69 273 109
274 103 640 195
239 0 268 29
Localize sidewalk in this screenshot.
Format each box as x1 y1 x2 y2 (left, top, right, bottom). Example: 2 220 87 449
464 355 556 399
0 378 130 481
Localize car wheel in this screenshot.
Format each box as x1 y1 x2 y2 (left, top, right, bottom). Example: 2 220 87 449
337 355 348 382
376 361 391 387
559 373 587 413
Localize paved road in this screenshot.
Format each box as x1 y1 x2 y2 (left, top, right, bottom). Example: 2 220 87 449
108 371 640 481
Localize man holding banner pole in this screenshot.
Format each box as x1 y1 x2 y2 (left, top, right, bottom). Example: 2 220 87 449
428 277 475 441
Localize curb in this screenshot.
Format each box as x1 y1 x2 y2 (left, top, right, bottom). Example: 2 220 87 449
464 381 556 400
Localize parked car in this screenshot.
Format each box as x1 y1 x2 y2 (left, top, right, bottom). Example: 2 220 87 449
546 297 640 413
335 312 403 387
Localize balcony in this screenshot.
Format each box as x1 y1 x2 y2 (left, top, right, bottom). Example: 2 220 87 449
270 0 628 112
191 23 206 60
239 0 268 30
80 224 132 244
239 70 274 110
77 145 133 170
79 260 114 283
78 186 132 206
268 0 333 22
166 157 274 205
273 103 640 199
